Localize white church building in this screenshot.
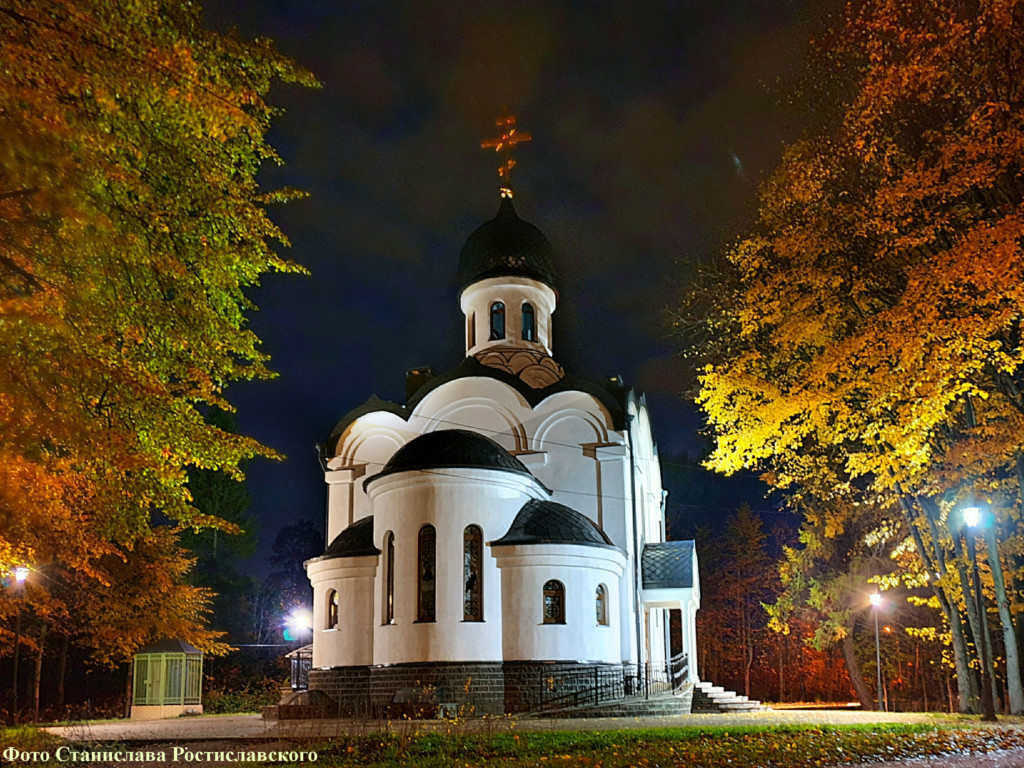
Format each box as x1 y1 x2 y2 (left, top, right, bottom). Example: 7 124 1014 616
305 187 700 714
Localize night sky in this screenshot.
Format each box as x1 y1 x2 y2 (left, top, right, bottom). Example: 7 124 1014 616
200 1 834 576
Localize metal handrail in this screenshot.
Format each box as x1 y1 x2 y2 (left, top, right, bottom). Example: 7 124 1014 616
536 655 688 712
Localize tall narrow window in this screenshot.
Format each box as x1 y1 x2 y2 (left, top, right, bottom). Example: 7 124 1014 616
543 580 565 624
595 584 608 626
489 301 505 340
521 302 535 341
327 589 339 629
417 525 436 622
468 312 476 348
463 525 483 621
383 532 395 624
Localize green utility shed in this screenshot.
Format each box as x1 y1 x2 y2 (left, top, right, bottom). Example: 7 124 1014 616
130 639 204 719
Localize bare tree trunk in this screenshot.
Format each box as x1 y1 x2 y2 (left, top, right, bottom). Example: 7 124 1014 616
985 519 1024 713
778 636 785 703
912 496 979 712
31 625 46 723
841 624 875 709
57 634 69 715
124 663 133 719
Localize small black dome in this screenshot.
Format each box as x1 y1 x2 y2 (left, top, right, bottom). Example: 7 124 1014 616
458 197 557 292
317 516 380 560
491 499 615 549
364 429 532 489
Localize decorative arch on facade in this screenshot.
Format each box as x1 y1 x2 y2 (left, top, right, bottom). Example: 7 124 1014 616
417 525 436 623
417 393 527 453
335 421 408 469
536 409 606 450
463 525 483 622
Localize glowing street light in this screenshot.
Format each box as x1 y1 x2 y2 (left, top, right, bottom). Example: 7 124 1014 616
963 503 997 722
870 593 884 711
284 608 313 642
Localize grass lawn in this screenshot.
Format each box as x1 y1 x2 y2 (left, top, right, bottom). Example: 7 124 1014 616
284 722 1024 767
5 719 1024 766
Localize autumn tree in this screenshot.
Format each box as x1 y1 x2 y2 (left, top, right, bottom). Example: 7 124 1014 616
685 0 1024 713
0 0 316 702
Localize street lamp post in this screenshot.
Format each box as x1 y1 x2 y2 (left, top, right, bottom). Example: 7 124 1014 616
11 566 29 722
870 593 884 712
963 505 997 721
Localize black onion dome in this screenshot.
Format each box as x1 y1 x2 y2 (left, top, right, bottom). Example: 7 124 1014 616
315 516 380 560
364 429 532 489
492 499 615 549
458 197 558 292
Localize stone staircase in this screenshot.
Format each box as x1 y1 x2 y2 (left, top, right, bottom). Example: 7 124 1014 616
539 686 693 718
690 681 768 712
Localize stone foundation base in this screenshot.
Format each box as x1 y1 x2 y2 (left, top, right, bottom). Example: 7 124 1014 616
309 661 624 716
130 703 202 720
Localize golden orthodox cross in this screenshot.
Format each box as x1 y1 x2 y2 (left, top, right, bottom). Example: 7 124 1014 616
480 111 531 199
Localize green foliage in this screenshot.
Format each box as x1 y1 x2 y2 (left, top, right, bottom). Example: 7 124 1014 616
202 677 280 715
685 0 1024 713
0 0 315 666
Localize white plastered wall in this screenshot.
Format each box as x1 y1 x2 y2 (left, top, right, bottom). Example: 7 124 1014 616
493 543 626 663
307 555 378 668
366 467 543 665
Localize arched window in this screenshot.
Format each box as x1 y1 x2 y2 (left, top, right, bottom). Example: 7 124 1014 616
521 302 535 341
327 589 339 629
383 531 395 625
543 580 565 624
595 584 608 626
489 301 505 340
468 312 476 348
417 525 436 622
463 525 483 621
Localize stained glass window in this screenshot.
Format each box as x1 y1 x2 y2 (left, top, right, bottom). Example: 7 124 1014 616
464 525 483 621
327 589 339 629
522 302 535 341
543 580 565 624
489 301 505 340
384 532 395 624
418 525 436 622
596 584 608 626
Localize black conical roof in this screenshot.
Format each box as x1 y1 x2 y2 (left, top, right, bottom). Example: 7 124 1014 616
491 499 615 549
458 197 557 292
320 516 380 559
364 429 532 489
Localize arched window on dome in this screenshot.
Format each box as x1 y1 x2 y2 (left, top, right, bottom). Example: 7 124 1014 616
383 531 395 625
463 525 483 622
489 302 505 340
595 584 608 626
468 312 476 348
327 589 339 629
521 302 536 341
417 525 436 622
543 580 565 624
